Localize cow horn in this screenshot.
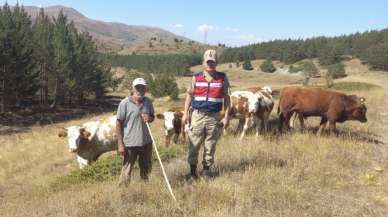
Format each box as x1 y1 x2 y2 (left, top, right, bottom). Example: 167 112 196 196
360 97 366 103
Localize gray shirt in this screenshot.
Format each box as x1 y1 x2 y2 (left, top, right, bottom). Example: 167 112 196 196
116 96 155 147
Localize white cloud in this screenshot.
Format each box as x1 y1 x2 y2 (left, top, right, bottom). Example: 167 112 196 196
225 27 239 32
197 24 215 32
171 23 184 28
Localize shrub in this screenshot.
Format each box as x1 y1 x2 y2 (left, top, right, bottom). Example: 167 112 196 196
242 59 253 70
326 63 346 79
148 74 179 99
260 59 276 73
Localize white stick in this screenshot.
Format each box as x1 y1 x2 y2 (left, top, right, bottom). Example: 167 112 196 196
146 122 177 202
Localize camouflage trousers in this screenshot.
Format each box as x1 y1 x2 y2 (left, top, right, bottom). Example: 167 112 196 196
187 109 222 167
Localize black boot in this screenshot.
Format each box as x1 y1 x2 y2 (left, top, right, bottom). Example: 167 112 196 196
202 165 211 180
186 164 198 181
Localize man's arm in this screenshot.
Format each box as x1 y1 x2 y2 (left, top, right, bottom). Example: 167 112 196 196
116 119 125 157
182 93 193 124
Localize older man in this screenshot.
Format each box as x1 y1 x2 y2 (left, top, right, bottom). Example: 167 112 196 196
182 49 231 180
116 78 155 186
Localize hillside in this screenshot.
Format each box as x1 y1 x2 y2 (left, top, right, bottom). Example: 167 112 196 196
1 58 388 216
23 5 210 54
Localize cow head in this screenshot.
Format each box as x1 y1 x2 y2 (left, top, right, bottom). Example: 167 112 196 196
348 96 367 123
157 112 177 135
58 126 92 153
261 86 272 95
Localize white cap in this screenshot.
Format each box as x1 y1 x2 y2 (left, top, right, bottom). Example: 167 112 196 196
132 77 147 87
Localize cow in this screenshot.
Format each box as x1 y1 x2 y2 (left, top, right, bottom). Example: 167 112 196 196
58 116 117 168
228 90 261 139
278 86 367 135
156 107 186 146
254 86 275 135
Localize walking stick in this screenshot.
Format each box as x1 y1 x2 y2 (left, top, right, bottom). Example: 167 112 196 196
145 122 177 202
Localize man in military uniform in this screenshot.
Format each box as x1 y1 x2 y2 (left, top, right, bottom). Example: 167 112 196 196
182 49 231 180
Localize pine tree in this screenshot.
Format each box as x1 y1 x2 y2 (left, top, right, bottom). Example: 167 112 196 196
33 8 54 106
0 4 38 110
52 10 73 106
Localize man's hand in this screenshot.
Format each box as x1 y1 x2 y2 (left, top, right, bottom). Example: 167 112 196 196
118 142 125 158
220 117 230 128
141 113 151 122
182 113 190 125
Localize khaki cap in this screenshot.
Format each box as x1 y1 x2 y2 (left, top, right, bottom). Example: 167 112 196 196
203 49 217 63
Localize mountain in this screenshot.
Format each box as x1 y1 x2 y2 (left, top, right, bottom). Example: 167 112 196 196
23 5 208 54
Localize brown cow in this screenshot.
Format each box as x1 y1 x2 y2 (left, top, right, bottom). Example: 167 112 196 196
278 86 367 134
156 106 186 146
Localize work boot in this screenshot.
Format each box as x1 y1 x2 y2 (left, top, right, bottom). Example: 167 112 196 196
202 165 211 181
185 164 198 181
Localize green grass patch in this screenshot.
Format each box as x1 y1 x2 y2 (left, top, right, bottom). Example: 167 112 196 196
50 144 184 191
323 82 381 92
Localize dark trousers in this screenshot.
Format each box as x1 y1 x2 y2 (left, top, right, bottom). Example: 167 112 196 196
118 143 152 186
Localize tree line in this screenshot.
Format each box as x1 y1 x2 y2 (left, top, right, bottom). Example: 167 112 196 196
0 4 112 112
104 53 202 76
219 28 388 71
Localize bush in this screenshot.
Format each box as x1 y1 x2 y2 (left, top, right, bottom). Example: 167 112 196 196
260 59 276 73
326 63 346 79
302 61 319 78
148 74 179 99
242 59 253 70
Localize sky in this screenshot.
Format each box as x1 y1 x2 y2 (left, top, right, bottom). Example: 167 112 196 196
1 0 388 46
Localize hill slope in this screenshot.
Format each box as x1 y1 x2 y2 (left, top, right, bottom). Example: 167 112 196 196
23 5 207 54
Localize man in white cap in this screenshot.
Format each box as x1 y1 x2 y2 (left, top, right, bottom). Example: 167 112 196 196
116 77 155 185
182 49 231 180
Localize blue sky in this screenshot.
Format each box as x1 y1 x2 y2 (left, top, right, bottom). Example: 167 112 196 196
2 0 388 46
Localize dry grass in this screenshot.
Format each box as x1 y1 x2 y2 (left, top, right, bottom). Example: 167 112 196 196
1 59 388 217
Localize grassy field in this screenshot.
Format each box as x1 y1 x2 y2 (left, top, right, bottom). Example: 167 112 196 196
1 59 388 217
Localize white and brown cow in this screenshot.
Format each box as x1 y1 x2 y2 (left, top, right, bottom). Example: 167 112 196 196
156 107 186 146
253 86 274 135
228 90 260 139
58 116 117 168
228 86 274 139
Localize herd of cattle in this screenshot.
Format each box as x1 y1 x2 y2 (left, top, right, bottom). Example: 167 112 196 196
58 86 368 168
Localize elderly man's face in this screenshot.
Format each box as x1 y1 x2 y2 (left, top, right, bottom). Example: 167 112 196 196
203 60 217 72
133 84 146 98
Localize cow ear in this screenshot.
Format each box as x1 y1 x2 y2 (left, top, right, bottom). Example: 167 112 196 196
156 113 164 119
79 128 91 139
58 129 67 138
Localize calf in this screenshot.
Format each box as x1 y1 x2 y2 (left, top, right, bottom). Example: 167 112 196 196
156 107 186 146
58 116 117 168
253 86 274 135
278 86 367 134
228 91 260 139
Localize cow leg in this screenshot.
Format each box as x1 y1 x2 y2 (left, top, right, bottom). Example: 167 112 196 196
173 133 179 144
317 117 328 136
237 118 245 133
299 114 305 132
240 117 251 140
254 115 261 137
181 131 186 145
328 121 337 135
77 155 89 169
262 112 270 134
